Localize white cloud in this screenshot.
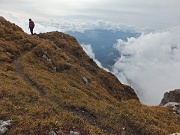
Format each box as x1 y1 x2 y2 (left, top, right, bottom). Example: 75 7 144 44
113 27 180 105
0 12 61 34
81 44 109 72
44 19 142 32
0 0 180 30
1 12 142 34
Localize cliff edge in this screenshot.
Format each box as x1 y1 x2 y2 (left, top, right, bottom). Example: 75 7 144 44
0 16 179 135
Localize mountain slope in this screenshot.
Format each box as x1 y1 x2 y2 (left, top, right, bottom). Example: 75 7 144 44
0 16 179 135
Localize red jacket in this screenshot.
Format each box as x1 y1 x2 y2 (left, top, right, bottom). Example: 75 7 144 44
29 21 35 28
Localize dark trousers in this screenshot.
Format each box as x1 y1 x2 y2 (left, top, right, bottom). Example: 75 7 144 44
30 28 34 35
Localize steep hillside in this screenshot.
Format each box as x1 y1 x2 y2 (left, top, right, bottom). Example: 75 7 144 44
0 16 179 135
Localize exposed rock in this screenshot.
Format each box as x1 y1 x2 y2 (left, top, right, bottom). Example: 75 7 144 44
70 130 80 135
160 89 180 114
160 89 180 106
82 76 88 84
164 102 180 114
121 127 126 135
0 120 12 135
48 131 56 135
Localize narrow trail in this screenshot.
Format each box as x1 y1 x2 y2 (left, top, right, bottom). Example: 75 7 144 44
13 48 46 95
12 35 138 135
12 43 96 134
13 34 68 95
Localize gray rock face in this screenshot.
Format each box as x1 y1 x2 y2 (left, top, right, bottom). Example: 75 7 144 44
160 89 180 106
160 89 180 114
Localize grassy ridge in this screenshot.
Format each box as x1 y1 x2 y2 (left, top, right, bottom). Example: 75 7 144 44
0 16 179 135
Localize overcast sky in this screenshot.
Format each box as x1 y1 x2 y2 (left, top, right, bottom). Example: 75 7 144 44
0 0 180 30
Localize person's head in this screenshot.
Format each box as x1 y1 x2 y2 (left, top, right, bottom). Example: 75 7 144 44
29 19 32 21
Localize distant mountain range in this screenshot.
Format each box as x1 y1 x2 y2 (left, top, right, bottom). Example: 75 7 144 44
68 29 139 69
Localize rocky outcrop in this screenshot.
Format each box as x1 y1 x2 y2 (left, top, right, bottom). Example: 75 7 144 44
164 102 180 114
160 89 180 106
160 89 180 114
0 120 12 135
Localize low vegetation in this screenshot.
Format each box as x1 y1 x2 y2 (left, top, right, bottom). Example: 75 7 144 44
0 16 179 135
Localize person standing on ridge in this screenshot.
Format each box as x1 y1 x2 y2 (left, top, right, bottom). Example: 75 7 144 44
29 18 35 35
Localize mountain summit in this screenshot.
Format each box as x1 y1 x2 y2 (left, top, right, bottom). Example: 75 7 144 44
0 17 179 135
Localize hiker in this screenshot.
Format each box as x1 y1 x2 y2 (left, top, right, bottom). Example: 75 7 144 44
29 19 35 35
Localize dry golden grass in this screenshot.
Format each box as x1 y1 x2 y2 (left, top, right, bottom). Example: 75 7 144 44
0 17 179 135
119 100 180 135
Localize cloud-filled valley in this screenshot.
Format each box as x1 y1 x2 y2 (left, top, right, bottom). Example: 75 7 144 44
113 28 180 105
1 12 180 105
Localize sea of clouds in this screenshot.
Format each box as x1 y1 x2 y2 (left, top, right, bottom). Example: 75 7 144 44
1 12 180 105
1 12 144 34
113 28 180 105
